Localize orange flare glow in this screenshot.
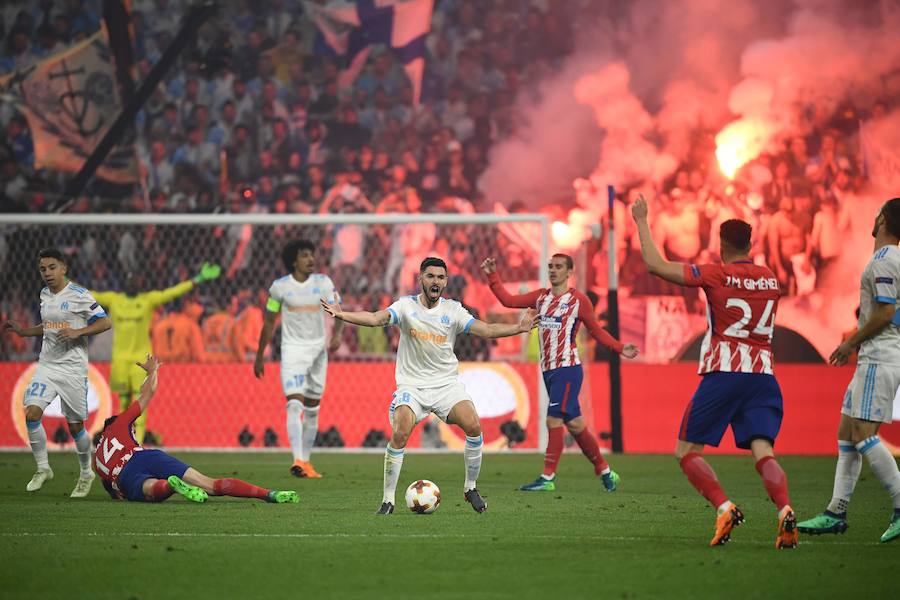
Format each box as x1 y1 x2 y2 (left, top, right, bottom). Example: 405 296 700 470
715 118 770 179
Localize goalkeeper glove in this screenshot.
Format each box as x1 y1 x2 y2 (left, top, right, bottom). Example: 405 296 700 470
192 262 222 284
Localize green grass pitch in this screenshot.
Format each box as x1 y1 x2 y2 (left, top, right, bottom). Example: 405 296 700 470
0 451 896 599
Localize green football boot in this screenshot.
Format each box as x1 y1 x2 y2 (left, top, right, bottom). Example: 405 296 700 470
167 475 208 503
519 474 556 492
266 490 300 504
797 511 848 535
880 512 900 543
601 470 620 492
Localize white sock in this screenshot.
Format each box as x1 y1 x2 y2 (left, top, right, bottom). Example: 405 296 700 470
301 405 320 462
383 444 405 504
857 436 900 510
464 435 483 492
73 428 92 476
826 440 861 515
286 400 303 461
26 420 49 470
717 500 733 515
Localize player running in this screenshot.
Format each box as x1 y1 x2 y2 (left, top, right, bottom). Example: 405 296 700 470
481 254 639 492
91 263 221 442
95 354 298 504
321 256 538 515
798 199 900 544
631 195 798 548
254 240 344 479
2 248 112 497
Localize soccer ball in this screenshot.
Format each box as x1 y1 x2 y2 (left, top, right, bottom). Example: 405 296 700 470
405 479 441 514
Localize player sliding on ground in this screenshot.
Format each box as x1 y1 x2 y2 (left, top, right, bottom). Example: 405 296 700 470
3 248 112 497
632 195 798 549
481 254 639 492
94 354 298 504
798 199 900 544
321 257 538 515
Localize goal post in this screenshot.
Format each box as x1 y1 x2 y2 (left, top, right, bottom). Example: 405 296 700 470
0 212 550 452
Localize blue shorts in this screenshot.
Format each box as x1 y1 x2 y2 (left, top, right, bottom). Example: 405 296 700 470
679 372 783 449
118 449 191 501
542 365 584 421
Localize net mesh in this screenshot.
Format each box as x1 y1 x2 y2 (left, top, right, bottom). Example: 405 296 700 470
0 216 548 450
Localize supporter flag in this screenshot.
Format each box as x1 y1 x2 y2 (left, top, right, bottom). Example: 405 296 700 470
0 30 138 183
305 0 434 104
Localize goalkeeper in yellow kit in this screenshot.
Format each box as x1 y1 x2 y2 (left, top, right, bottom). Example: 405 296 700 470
91 263 221 442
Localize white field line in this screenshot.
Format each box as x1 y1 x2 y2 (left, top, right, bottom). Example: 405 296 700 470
0 531 880 546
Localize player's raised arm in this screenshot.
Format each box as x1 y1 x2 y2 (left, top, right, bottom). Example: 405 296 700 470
468 308 539 339
481 258 544 308
631 194 688 285
320 299 392 327
575 292 639 358
135 354 162 412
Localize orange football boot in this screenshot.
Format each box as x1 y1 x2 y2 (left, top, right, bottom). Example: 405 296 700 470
290 460 323 479
776 506 799 549
710 503 745 546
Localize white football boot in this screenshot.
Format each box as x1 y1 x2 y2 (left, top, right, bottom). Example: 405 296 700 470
70 471 95 498
26 468 54 492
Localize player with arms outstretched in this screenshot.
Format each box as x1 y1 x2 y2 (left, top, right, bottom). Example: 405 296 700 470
95 354 298 504
91 262 221 442
799 199 900 544
255 240 344 478
2 248 112 497
481 254 639 492
321 257 537 514
632 195 798 548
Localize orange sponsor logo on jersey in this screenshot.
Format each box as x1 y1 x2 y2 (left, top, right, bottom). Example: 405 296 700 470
287 305 321 313
43 321 71 329
409 328 447 344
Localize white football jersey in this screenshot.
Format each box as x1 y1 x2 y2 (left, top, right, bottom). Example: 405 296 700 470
858 245 900 366
268 273 339 349
39 282 107 375
387 295 475 388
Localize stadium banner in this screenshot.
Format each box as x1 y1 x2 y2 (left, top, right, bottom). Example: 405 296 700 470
0 30 138 183
2 362 896 455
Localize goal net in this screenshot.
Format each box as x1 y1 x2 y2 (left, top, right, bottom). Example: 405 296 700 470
0 213 552 451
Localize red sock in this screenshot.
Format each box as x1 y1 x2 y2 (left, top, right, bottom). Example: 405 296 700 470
755 456 791 510
542 426 564 476
146 479 174 502
573 429 609 475
679 452 729 508
213 478 270 500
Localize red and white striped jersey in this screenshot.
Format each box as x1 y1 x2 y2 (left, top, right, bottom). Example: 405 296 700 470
683 261 780 375
93 401 143 499
487 272 624 372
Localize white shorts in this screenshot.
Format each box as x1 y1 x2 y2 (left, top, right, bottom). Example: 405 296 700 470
23 365 88 422
841 362 900 424
389 381 472 425
281 347 327 400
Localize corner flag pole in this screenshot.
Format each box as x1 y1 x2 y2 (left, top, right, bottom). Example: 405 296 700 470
607 185 624 452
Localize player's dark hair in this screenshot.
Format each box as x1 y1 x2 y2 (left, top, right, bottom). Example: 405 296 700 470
552 253 574 269
102 416 117 432
881 198 900 238
420 257 448 273
719 219 752 253
281 239 316 271
38 248 66 264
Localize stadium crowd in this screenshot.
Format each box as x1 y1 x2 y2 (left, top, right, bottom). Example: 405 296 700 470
0 0 896 363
